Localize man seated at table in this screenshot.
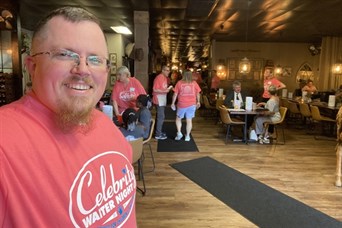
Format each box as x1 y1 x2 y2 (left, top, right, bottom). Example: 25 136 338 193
224 80 246 109
224 80 253 130
302 79 318 95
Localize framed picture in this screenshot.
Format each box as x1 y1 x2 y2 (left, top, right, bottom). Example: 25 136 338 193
110 75 116 85
282 67 292 77
110 65 117 75
109 53 117 64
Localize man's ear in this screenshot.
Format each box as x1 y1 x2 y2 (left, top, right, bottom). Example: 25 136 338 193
24 55 36 80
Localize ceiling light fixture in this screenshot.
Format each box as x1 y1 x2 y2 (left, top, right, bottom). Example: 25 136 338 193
110 26 132 35
239 0 252 74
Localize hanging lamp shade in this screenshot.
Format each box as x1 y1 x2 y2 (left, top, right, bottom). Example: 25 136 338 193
274 64 283 75
239 57 251 74
332 63 342 75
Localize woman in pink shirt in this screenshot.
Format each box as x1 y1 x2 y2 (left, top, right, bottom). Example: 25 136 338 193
171 70 201 141
111 66 146 116
262 67 286 102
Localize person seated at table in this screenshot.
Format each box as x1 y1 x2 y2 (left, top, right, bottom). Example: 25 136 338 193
224 80 246 109
254 85 281 144
302 79 318 94
136 94 152 139
111 66 147 117
120 108 145 141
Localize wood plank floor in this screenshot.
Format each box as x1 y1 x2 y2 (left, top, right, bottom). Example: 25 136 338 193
135 111 342 228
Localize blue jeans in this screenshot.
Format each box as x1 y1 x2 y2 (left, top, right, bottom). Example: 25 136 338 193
155 105 165 136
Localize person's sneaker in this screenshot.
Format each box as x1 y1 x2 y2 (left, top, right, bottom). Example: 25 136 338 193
161 132 167 137
155 134 167 140
258 135 264 144
185 135 191 141
175 132 183 140
262 138 270 144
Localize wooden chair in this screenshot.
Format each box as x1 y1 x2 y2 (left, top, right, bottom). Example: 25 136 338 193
299 103 312 128
310 105 336 139
287 101 302 124
202 94 217 117
218 105 246 144
143 119 155 172
264 107 288 145
129 138 146 195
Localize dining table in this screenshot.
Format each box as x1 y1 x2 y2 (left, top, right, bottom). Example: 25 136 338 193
229 109 260 144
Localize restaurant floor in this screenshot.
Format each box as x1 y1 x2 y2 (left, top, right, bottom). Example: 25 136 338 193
135 111 341 228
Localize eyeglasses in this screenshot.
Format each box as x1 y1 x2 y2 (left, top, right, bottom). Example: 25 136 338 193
31 49 110 70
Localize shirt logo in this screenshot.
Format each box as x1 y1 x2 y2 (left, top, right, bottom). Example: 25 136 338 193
69 151 136 228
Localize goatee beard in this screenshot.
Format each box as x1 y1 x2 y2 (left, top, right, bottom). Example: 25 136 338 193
55 96 95 134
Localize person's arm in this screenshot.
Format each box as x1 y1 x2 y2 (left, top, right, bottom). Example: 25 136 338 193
277 81 286 90
113 100 120 116
171 92 178 110
153 85 173 94
196 93 201 109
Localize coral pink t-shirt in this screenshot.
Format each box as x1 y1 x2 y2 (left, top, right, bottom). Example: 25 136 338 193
152 73 169 105
0 94 137 227
174 81 201 108
211 76 221 89
262 78 283 98
112 77 146 114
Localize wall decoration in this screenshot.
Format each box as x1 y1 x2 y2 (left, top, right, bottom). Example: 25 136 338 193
110 75 116 85
283 67 292 77
109 53 117 76
110 65 117 75
109 53 117 64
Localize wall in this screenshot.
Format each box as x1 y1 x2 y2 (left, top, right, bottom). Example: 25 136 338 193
212 41 321 95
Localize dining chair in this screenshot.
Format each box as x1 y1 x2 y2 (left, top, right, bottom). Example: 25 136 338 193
129 137 146 195
287 101 302 124
310 105 336 139
143 118 155 173
202 94 218 117
264 106 288 145
218 105 246 144
299 103 312 127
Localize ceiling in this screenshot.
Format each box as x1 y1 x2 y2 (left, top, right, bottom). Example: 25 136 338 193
12 0 342 63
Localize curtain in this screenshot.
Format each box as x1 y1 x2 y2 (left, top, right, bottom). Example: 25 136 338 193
319 37 342 91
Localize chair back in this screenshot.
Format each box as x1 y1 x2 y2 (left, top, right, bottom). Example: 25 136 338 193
288 101 300 114
310 105 322 121
203 95 213 109
216 98 224 110
278 106 288 124
218 105 233 124
129 137 144 164
280 98 289 108
299 103 311 118
143 119 155 144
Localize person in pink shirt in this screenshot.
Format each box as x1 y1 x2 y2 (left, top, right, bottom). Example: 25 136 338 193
111 66 146 117
210 70 221 92
262 67 286 102
152 65 173 140
0 7 137 227
261 67 286 137
171 70 201 141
